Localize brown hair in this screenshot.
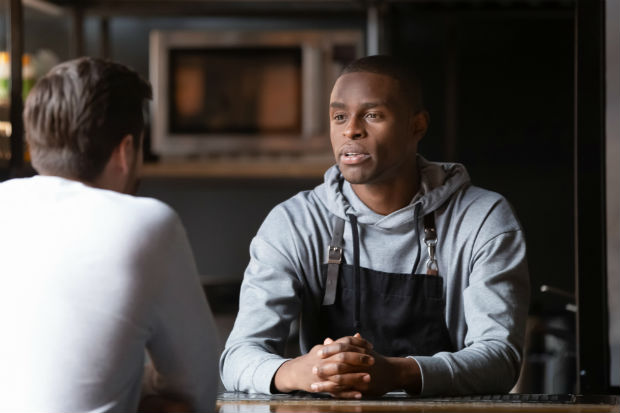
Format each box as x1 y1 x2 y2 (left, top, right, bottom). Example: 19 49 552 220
23 57 152 181
341 54 424 112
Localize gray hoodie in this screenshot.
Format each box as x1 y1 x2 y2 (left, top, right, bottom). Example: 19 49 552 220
220 156 530 396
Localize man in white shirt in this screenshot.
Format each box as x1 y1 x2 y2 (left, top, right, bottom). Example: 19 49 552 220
0 57 219 413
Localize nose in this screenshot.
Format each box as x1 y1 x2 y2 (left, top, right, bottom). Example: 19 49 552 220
343 116 364 140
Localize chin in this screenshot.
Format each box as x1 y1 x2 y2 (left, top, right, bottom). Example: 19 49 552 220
338 163 376 185
341 171 370 185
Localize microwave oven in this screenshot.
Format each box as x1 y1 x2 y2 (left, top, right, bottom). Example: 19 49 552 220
149 29 363 158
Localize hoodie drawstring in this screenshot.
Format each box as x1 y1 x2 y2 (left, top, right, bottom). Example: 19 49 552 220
347 214 362 331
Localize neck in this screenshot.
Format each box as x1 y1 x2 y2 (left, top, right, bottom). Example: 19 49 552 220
351 165 420 216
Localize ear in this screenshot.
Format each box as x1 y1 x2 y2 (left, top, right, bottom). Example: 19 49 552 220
410 110 429 144
115 134 135 175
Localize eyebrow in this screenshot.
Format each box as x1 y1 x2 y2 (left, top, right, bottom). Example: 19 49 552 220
329 101 387 109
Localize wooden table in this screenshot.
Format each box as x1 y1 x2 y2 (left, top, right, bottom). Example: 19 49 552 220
217 392 620 413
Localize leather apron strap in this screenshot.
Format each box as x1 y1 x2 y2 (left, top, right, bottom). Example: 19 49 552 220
322 217 345 306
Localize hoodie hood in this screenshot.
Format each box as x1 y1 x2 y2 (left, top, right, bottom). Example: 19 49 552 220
314 155 471 230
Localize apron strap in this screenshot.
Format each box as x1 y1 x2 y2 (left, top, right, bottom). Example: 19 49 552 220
424 213 439 276
322 217 345 306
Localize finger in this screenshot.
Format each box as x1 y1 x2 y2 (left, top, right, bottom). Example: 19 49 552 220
323 337 334 345
319 350 376 367
330 390 363 400
312 372 371 388
318 343 374 358
310 373 370 393
313 362 367 379
310 380 347 393
310 344 325 354
334 335 373 350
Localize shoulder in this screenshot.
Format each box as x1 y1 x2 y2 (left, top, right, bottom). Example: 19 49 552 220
443 184 524 250
259 186 329 236
260 164 341 231
95 188 177 221
456 184 507 208
268 188 319 217
120 195 179 225
0 176 43 200
1 176 180 232
251 186 333 268
61 186 185 248
451 185 521 228
94 193 193 281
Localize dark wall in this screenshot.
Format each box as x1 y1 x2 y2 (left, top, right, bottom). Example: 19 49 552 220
389 4 575 315
137 177 322 281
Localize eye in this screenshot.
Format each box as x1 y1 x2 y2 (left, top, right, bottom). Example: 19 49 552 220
332 113 346 122
365 112 379 119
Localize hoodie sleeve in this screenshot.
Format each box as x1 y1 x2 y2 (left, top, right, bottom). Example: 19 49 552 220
413 200 530 396
219 206 304 394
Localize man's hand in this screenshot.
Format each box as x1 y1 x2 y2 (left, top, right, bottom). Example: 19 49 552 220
309 334 376 398
273 333 373 395
311 335 423 398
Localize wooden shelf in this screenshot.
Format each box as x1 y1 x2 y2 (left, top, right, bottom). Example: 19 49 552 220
141 153 335 179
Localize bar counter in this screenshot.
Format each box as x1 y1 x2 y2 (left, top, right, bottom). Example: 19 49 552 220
217 392 620 413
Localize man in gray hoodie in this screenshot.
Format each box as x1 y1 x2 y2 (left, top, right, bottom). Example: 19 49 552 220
220 55 530 398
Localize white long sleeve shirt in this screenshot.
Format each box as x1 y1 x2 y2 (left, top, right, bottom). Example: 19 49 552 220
0 175 219 413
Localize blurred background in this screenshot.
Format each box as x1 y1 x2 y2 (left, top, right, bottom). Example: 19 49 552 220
0 0 617 395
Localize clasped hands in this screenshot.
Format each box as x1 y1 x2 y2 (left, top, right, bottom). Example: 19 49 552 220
274 333 421 399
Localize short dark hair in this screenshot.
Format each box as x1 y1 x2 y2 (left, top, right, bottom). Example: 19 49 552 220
341 55 424 112
23 57 152 181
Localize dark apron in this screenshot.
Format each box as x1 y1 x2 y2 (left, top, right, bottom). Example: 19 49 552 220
317 213 454 357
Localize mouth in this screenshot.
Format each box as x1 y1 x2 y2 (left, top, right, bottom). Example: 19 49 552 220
340 151 371 165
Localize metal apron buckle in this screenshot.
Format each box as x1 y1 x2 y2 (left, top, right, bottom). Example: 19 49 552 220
424 214 439 276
